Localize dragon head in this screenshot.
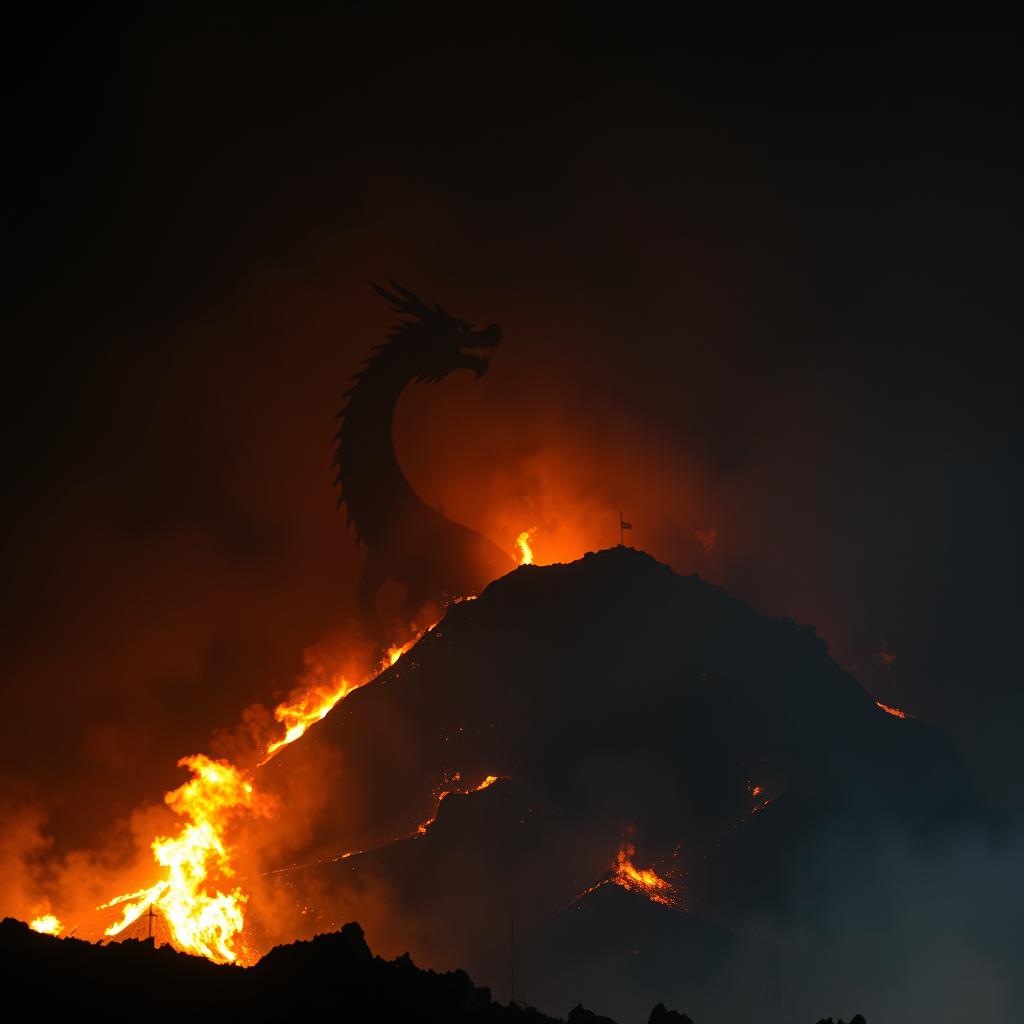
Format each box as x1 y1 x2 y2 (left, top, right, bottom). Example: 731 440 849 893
371 280 502 382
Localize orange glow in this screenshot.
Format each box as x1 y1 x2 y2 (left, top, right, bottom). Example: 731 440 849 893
611 835 679 908
92 609 451 963
29 914 63 936
262 676 358 761
876 700 907 719
261 629 420 765
32 534 531 965
103 754 271 964
416 774 504 834
515 528 536 565
385 637 417 668
750 785 762 797
694 527 717 552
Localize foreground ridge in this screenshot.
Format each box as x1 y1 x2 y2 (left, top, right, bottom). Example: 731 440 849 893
2 917 864 1023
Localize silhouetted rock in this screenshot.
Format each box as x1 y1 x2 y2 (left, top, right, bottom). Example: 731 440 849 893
567 1003 617 1024
648 1002 694 1023
1 917 573 1020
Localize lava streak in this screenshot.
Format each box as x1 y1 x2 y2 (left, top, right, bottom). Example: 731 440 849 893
416 774 503 834
876 700 907 719
263 677 358 761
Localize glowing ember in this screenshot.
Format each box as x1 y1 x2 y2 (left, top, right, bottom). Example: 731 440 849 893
475 774 499 791
515 528 536 565
29 914 63 936
876 700 907 719
612 840 676 906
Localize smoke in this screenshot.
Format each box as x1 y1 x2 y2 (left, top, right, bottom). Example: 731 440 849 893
0 795 178 937
702 823 1024 1024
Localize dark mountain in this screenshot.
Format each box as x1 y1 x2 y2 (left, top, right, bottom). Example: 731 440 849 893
251 548 986 1019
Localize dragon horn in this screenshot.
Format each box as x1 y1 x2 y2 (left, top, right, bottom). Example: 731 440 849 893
389 280 432 315
369 280 406 309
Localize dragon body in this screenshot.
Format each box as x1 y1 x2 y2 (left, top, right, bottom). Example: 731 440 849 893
334 283 514 636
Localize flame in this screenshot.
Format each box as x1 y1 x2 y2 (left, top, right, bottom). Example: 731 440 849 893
37 533 533 964
386 637 417 667
30 914 63 936
876 700 907 719
612 840 676 906
263 676 357 761
103 754 271 964
94 608 447 962
261 635 417 764
416 774 503 834
572 833 682 910
515 528 536 565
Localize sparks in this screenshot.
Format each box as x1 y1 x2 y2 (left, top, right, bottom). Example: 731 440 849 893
612 840 677 906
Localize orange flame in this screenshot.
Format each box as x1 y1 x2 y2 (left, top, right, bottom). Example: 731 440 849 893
30 914 63 936
416 774 503 834
103 754 271 964
612 840 676 906
40 532 533 965
876 700 907 719
515 529 536 565
263 676 358 761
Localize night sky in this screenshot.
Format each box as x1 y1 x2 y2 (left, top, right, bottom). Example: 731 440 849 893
4 5 1021 854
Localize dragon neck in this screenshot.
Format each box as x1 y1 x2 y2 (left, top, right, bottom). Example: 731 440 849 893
334 347 433 545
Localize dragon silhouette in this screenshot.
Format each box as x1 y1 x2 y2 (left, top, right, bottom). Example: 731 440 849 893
333 282 514 638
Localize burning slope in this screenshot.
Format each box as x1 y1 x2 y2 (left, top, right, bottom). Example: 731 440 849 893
248 546 982 1016
96 630 431 963
10 542 981 1003
21 529 531 965
101 754 270 963
612 840 678 907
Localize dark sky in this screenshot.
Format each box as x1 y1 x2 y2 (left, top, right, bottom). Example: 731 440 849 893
4 5 1021 850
